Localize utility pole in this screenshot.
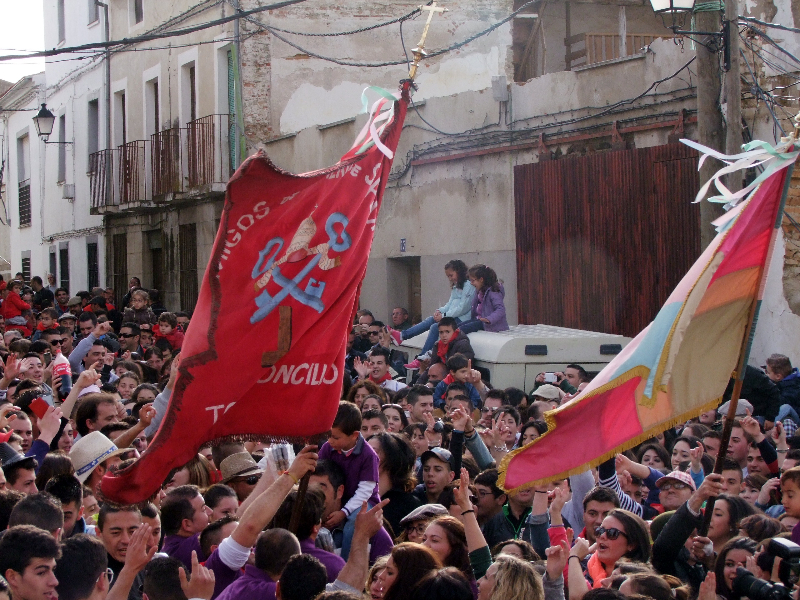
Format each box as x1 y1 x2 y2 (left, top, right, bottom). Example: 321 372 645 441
695 8 726 248
724 1 742 193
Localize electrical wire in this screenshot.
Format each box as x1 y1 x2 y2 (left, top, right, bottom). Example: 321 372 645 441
739 16 800 36
267 6 423 37
0 0 309 62
245 0 540 68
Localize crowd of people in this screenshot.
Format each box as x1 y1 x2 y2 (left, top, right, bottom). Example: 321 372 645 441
3 263 800 600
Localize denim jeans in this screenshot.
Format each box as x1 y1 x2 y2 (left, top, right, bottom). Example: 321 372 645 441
458 318 486 335
776 404 800 425
340 501 373 561
401 316 439 356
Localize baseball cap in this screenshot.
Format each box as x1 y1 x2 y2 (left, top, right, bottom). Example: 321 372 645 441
420 447 456 471
655 470 696 491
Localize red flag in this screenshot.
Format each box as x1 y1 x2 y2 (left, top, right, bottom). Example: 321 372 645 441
101 87 409 505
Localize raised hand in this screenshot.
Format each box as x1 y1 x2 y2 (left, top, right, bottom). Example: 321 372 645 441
124 523 156 573
353 356 370 380
450 406 470 432
0 404 18 429
698 571 716 600
138 404 156 428
546 540 570 581
93 321 112 338
570 537 593 561
453 467 473 511
288 445 319 481
179 551 215 600
38 406 64 442
2 354 20 382
354 499 389 540
741 412 765 442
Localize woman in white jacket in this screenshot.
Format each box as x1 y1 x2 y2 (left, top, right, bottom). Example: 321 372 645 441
401 259 476 367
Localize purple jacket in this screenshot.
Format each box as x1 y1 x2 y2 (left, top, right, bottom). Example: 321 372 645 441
471 283 509 332
215 565 276 600
300 538 345 583
162 533 204 569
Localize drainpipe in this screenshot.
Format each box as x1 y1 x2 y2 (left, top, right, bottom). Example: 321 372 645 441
96 0 112 206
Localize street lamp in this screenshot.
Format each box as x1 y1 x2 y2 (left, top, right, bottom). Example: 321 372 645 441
648 0 731 71
33 103 74 145
33 103 56 141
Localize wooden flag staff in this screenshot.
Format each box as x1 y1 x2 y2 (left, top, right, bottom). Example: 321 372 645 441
289 6 447 535
699 113 800 535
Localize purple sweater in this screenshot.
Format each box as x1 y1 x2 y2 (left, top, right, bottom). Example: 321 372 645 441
471 283 509 332
162 533 204 569
300 537 345 583
318 434 380 507
215 565 276 600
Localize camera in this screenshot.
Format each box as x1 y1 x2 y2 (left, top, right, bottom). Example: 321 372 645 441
732 539 800 600
544 372 557 383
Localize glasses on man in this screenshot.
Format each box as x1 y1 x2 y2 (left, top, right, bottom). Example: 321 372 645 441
234 475 261 486
49 339 66 346
119 333 136 338
99 568 114 586
368 330 381 337
659 482 689 491
481 406 500 414
594 526 628 541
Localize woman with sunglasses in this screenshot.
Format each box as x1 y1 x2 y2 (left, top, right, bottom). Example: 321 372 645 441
567 509 651 595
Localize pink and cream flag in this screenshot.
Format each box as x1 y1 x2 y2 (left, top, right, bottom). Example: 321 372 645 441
499 139 799 493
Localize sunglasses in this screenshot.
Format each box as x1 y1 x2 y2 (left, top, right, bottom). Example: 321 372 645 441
481 406 500 414
235 475 261 486
119 333 136 338
368 331 381 336
49 339 66 346
594 526 628 541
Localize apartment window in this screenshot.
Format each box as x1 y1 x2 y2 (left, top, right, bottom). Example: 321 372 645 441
21 252 31 282
57 114 67 183
181 62 197 125
59 244 70 292
133 0 143 24
87 99 99 157
17 134 31 228
87 241 99 289
49 248 57 282
145 78 159 136
179 223 198 311
58 0 66 43
88 0 99 23
115 91 127 146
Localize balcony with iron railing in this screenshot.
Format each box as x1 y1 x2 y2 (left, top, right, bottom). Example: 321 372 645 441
18 178 31 227
89 113 233 212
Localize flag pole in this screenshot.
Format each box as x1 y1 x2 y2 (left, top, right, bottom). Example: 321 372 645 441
699 116 800 535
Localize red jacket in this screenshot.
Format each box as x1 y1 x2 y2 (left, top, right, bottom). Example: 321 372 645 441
0 291 31 319
154 324 184 350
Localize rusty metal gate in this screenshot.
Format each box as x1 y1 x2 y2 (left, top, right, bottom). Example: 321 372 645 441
514 143 701 338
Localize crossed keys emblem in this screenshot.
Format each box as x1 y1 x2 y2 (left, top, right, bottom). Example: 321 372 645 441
250 211 351 367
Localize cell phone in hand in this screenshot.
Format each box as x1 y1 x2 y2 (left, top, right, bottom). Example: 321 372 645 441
30 397 49 420
544 372 557 383
43 351 52 366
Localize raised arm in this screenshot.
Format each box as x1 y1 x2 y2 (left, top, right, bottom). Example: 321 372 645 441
232 446 318 548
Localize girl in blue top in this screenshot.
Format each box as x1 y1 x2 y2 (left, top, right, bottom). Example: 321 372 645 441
402 259 475 366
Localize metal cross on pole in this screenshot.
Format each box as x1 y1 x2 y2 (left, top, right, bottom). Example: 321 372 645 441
409 2 447 80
